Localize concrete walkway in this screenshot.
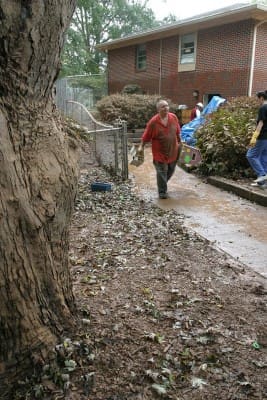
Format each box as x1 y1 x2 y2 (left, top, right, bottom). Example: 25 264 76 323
129 149 267 278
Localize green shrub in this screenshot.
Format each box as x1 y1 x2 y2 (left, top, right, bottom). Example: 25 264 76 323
121 84 144 94
96 93 178 129
195 96 259 179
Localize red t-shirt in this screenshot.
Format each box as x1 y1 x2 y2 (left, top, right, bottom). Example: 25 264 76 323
190 107 197 120
142 112 181 163
190 107 201 121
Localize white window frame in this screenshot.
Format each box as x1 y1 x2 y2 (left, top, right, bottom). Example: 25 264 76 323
178 32 197 72
136 44 147 71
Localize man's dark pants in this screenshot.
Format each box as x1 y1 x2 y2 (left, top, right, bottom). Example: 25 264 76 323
153 160 177 197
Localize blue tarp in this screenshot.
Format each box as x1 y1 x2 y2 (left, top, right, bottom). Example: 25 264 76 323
181 96 226 146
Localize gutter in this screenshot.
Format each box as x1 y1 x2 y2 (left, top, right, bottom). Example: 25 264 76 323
97 4 266 51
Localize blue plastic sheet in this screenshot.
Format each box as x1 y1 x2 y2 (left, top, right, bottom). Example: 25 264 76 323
181 96 226 146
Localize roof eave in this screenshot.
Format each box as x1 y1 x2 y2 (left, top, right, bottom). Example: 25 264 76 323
97 4 267 52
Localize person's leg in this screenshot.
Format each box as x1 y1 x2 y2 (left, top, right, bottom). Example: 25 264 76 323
246 141 267 178
153 161 168 197
260 140 267 174
167 160 177 181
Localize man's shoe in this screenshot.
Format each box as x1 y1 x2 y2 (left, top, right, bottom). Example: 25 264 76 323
251 181 266 187
254 175 267 183
159 193 168 199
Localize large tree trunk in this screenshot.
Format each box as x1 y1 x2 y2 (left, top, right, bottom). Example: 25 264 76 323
0 0 78 394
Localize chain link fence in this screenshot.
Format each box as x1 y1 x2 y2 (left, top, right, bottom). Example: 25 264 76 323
63 100 128 180
55 74 107 113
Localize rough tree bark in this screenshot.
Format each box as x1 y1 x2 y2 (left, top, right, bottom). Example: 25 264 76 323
0 0 78 395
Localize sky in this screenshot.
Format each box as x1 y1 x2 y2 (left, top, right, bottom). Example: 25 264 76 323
146 0 251 20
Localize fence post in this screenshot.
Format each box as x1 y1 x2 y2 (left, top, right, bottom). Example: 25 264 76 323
121 121 128 180
114 123 119 176
93 128 97 161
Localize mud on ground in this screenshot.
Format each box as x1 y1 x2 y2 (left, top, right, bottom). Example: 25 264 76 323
66 148 267 400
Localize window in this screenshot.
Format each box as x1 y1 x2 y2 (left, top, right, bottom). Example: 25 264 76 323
178 33 197 72
203 93 221 104
136 44 146 70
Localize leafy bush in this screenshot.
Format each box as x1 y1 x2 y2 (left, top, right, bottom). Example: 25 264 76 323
96 93 178 129
121 84 144 94
195 96 259 179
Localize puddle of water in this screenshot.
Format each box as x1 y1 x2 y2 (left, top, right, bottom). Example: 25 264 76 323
130 148 267 277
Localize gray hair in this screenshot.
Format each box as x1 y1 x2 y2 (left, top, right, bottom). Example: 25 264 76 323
156 99 169 111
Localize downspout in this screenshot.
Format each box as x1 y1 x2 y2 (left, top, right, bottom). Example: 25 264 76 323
159 39 163 95
248 20 266 96
106 50 109 96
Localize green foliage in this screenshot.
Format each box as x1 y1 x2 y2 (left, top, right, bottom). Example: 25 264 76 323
250 0 267 4
60 0 176 77
60 29 88 76
67 74 105 89
121 84 144 94
67 74 107 101
195 96 259 179
160 14 178 25
96 93 177 129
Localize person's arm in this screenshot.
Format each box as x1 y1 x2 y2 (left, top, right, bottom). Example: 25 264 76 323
249 120 263 146
256 120 263 133
138 140 145 153
138 117 154 152
173 114 181 143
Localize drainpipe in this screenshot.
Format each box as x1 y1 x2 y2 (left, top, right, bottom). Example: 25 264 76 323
248 20 266 96
159 39 163 95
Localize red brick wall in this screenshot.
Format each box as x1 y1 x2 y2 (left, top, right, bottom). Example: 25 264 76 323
107 19 261 107
108 40 163 95
252 22 267 95
178 20 254 106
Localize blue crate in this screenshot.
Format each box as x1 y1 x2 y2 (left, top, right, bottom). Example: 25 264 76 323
91 182 112 192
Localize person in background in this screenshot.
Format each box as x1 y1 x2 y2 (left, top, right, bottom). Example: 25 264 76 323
138 99 181 199
190 102 204 120
246 90 267 187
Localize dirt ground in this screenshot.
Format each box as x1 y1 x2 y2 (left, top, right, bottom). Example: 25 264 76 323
14 145 266 400
59 146 267 400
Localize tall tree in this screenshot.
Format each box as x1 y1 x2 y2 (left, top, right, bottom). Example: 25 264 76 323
250 0 267 4
61 0 174 76
0 1 78 397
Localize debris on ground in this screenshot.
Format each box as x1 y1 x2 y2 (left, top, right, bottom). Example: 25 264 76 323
67 152 267 399
14 147 267 399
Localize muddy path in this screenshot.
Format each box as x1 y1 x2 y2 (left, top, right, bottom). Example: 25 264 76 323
129 148 267 278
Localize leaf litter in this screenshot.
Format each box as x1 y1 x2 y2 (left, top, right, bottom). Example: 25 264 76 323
16 145 267 399
63 146 267 400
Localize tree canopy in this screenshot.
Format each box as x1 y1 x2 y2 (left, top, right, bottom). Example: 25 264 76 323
60 0 177 76
250 0 267 4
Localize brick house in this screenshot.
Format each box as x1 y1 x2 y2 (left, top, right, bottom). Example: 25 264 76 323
97 3 267 108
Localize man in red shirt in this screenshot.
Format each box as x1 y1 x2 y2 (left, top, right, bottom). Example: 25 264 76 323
138 99 181 199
